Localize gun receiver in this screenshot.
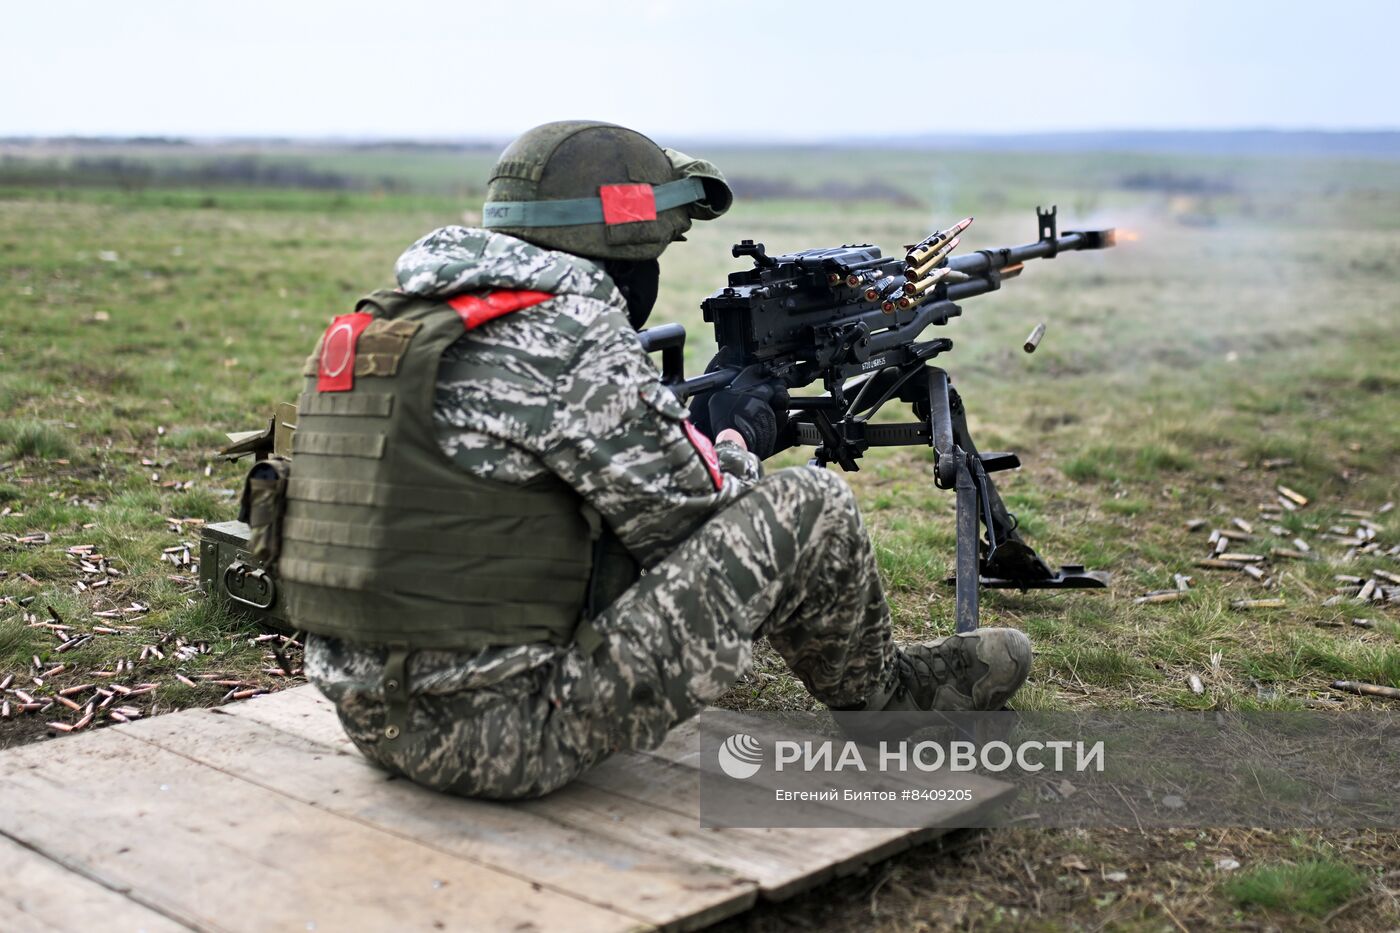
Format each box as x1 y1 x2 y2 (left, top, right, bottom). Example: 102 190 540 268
690 208 1113 390
638 207 1115 636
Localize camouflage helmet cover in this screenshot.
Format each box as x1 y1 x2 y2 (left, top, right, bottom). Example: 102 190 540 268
482 121 732 261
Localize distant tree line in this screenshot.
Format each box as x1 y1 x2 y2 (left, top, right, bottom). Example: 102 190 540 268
0 155 404 192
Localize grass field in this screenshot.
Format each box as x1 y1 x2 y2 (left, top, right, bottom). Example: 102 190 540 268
1 143 1398 929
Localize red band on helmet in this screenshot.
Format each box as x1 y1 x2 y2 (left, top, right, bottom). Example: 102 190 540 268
599 184 657 225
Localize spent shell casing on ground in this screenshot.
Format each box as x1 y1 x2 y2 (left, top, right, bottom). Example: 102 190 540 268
1134 591 1185 604
1196 558 1247 570
1270 548 1311 561
1232 517 1254 534
1331 680 1400 700
1174 574 1193 591
1023 322 1047 353
1231 598 1286 610
1277 485 1309 506
1242 564 1266 580
1184 518 1207 532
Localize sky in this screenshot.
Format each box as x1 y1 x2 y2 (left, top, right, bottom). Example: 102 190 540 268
3 0 1397 141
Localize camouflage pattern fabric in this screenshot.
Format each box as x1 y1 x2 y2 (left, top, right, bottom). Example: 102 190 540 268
307 467 896 799
304 226 898 798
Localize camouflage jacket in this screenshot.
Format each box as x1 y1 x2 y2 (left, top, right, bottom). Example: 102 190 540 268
305 226 762 696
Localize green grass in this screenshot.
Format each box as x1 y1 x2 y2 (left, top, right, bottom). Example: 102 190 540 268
0 420 73 461
1222 856 1367 916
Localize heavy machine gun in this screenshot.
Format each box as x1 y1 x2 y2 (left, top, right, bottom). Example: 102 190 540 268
638 207 1115 635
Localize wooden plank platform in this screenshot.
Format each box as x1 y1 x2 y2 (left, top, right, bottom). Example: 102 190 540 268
0 686 1012 932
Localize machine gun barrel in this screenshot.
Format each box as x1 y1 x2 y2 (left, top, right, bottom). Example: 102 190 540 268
943 227 1114 302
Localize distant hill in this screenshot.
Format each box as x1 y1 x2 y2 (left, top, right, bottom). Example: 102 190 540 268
855 130 1400 159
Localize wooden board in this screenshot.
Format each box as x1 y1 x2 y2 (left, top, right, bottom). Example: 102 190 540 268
0 729 640 932
0 685 1011 931
0 833 189 933
121 708 755 931
224 689 928 899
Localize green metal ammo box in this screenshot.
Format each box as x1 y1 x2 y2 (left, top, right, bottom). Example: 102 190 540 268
199 519 290 632
200 401 298 633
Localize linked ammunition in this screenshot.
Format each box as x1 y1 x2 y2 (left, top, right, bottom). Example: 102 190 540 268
905 235 962 280
1023 322 1047 353
902 267 954 295
906 216 973 266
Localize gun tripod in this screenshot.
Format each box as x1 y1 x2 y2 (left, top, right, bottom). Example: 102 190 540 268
784 348 1107 633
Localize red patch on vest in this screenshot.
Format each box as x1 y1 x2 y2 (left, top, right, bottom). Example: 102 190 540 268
316 312 375 392
447 290 553 329
599 184 657 225
682 420 724 491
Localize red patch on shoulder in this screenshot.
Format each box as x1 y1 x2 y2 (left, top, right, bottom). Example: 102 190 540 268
316 312 375 392
447 290 553 329
599 184 657 225
682 420 723 490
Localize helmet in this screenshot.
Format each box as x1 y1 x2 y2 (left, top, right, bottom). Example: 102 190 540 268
482 121 732 261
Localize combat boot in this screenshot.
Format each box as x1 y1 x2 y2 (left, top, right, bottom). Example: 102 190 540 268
865 629 1032 712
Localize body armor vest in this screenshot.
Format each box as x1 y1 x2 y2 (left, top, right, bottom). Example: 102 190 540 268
278 289 597 650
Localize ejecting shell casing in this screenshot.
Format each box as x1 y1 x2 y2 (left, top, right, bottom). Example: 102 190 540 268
1023 322 1047 353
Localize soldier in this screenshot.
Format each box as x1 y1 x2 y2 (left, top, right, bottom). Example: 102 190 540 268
282 121 1032 799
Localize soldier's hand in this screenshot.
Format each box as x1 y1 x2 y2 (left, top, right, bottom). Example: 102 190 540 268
705 379 789 460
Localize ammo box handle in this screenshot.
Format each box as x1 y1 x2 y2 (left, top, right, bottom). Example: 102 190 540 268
224 561 277 611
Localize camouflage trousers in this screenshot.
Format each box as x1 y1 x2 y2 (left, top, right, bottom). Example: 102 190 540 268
312 467 897 799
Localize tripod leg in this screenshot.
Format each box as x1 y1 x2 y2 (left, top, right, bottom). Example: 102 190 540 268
953 452 981 633
947 386 1055 581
